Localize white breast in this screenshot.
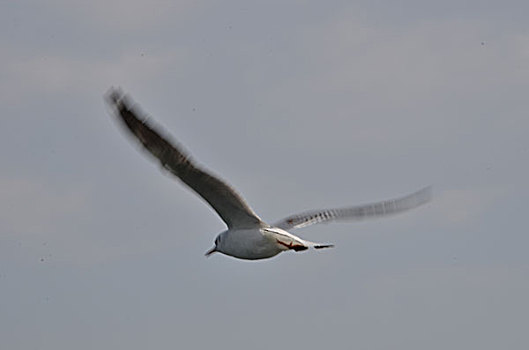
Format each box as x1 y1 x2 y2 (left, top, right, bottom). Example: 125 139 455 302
219 227 283 260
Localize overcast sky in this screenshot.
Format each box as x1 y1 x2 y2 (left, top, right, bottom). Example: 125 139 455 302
1 1 529 349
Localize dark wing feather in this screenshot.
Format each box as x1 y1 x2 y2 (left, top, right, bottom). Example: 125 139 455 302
106 89 263 229
273 186 432 230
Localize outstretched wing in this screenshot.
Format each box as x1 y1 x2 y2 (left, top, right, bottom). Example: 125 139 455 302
106 88 263 229
273 186 432 230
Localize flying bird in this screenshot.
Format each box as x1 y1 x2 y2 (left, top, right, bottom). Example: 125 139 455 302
106 89 431 260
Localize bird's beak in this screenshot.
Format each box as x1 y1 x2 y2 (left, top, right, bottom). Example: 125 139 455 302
205 246 217 257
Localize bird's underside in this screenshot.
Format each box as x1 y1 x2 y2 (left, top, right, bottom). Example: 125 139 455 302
106 88 431 260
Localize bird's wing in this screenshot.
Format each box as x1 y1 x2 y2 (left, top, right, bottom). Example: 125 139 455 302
106 89 263 229
273 186 432 230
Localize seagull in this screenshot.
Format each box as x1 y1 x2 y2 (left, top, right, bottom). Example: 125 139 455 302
106 89 431 260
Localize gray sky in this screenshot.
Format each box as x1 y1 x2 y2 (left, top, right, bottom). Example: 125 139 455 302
1 1 529 349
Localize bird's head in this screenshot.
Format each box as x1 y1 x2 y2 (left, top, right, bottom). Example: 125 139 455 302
205 230 227 257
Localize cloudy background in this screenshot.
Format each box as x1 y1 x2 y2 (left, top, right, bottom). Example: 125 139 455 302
1 1 529 349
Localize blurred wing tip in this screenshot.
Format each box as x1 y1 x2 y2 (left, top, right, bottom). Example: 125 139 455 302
416 185 434 203
105 87 135 113
105 87 123 104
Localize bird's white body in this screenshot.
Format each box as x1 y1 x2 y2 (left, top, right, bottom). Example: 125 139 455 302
214 226 316 260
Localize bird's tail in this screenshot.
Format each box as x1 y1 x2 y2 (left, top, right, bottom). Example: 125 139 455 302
305 240 334 250
314 243 334 249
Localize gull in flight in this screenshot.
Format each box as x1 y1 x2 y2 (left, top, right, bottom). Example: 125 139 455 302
106 89 431 260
